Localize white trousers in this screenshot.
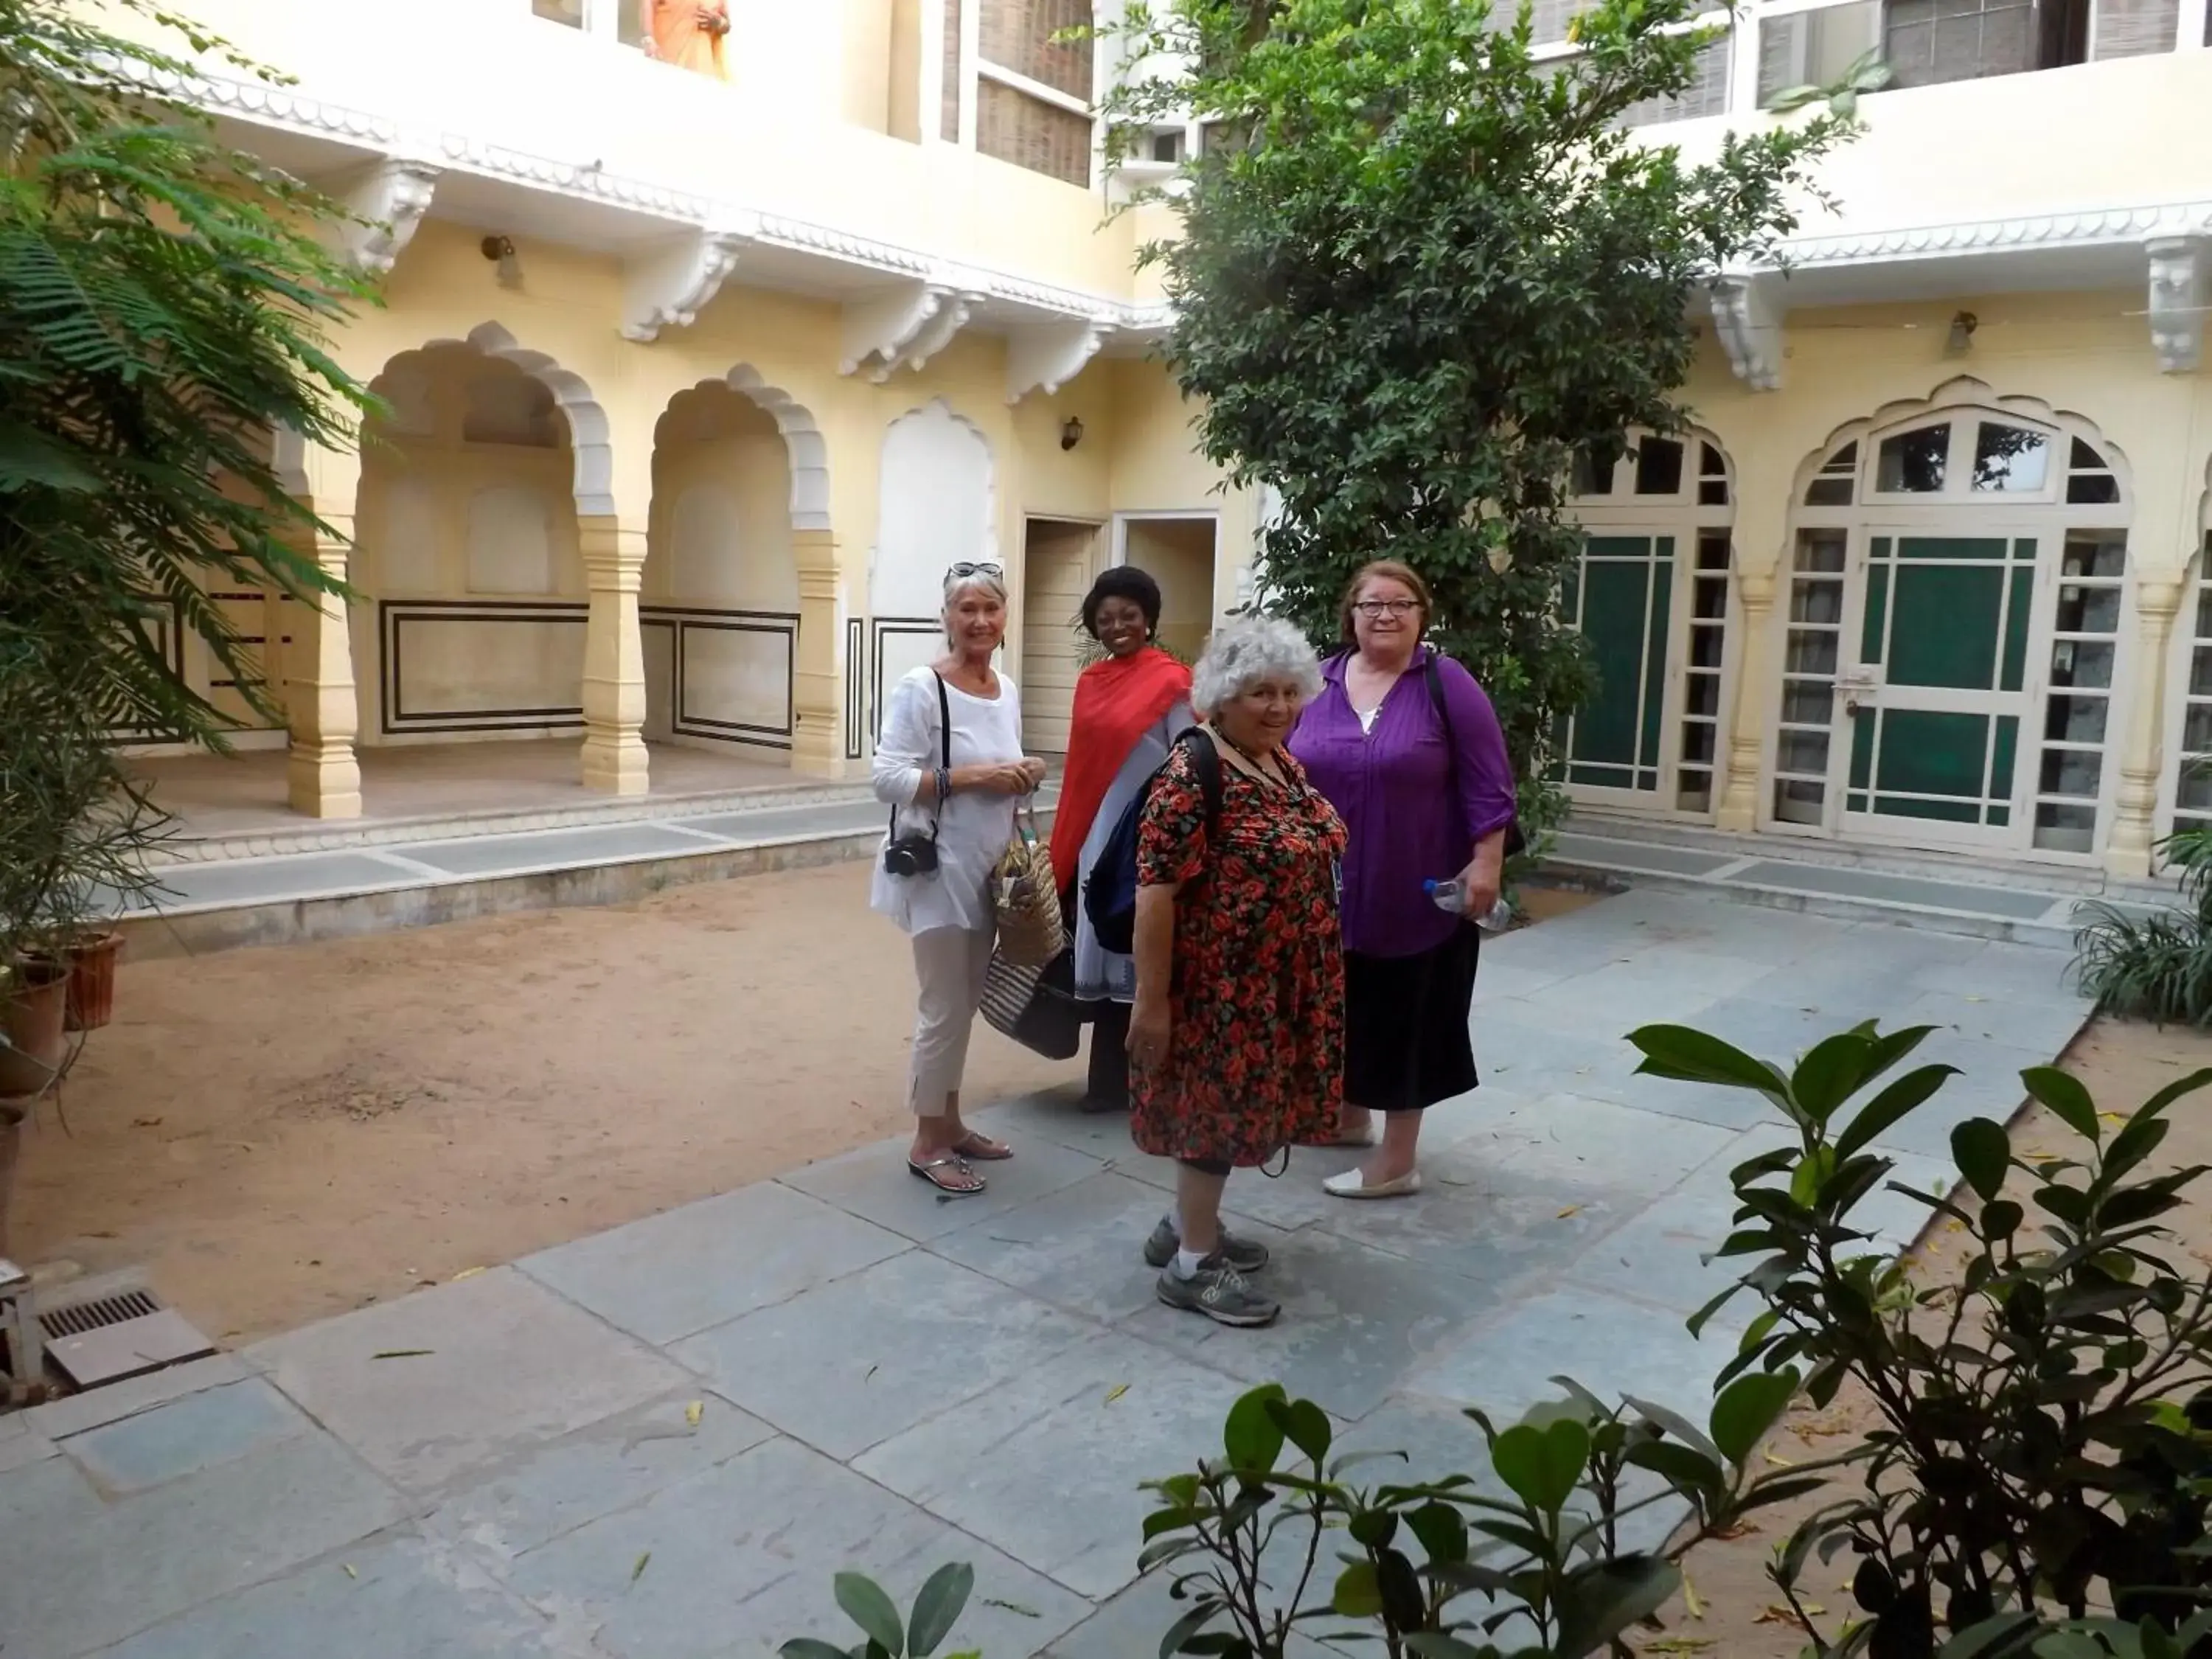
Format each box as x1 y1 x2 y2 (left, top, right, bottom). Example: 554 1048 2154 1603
909 924 995 1116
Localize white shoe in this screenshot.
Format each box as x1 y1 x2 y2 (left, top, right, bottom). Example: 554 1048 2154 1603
1323 1166 1422 1200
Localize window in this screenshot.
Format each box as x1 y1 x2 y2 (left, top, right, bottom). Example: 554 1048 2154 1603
1818 413 2110 507
1564 428 1735 817
2168 543 2212 835
2032 533 2126 850
1773 529 1848 824
1877 423 1949 495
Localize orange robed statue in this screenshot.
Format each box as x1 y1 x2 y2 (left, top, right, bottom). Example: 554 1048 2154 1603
639 0 731 80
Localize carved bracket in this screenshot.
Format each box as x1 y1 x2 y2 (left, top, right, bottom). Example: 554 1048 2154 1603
1005 316 1113 403
621 220 759 344
842 273 990 382
2147 237 2207 375
1708 273 1785 393
334 158 441 277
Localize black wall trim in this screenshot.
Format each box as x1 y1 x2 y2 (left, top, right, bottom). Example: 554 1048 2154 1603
844 616 866 761
869 617 944 757
640 604 799 752
379 598 588 737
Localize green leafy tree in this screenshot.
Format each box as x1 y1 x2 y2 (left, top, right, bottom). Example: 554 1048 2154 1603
1097 0 1863 841
0 0 375 977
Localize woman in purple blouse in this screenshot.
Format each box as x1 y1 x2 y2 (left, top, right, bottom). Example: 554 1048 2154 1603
1287 560 1518 1200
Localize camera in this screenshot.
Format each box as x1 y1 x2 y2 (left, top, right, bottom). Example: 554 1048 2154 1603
882 832 940 879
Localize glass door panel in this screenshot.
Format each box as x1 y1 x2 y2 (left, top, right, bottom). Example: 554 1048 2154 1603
1561 536 1672 796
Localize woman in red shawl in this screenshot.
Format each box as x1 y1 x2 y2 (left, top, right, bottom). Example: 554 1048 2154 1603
1051 568 1194 1114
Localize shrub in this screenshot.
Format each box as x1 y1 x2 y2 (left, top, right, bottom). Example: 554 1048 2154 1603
2073 821 2212 1027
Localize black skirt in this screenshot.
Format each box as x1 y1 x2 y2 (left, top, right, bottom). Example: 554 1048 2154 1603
1343 925 1481 1113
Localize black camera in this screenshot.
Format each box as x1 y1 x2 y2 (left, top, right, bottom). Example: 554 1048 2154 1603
882 831 940 879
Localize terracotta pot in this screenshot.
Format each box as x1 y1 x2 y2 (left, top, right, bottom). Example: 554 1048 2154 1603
0 964 69 1099
61 931 123 1032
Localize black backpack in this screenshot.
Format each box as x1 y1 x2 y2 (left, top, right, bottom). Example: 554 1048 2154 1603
1082 726 1223 956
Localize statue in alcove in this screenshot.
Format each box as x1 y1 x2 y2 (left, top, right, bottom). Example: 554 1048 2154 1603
640 0 731 80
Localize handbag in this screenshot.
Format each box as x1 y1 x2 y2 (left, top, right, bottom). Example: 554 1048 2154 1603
991 801 1065 969
979 945 1083 1060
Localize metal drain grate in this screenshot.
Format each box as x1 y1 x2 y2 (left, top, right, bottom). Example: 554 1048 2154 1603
35 1270 215 1392
39 1287 162 1340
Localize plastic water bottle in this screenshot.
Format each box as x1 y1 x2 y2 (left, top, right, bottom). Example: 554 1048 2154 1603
1426 878 1514 933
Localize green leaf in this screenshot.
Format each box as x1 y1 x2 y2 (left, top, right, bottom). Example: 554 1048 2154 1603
906 1563 973 1658
1265 1395 1332 1464
1490 1418 1590 1513
1406 1500 1470 1566
1936 1610 2040 1657
1553 1554 1683 1658
1790 1032 1876 1123
1834 1062 1959 1159
1708 1368 1801 1467
1404 1635 1489 1658
2023 1067 2101 1143
1951 1117 2012 1202
1222 1385 1287 1475
778 1644 852 1659
1629 1026 1789 1096
1377 1547 1426 1630
1332 1560 1383 1618
833 1575 905 1658
1624 1397 1722 1463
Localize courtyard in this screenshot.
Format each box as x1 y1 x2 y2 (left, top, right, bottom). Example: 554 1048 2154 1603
0 877 2141 1658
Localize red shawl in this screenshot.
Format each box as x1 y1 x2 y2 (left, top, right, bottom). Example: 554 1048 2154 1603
1050 646 1193 891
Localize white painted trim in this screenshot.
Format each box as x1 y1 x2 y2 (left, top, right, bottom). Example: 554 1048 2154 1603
975 59 1093 119
2180 0 2211 49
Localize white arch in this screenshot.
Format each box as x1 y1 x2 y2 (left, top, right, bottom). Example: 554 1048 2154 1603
663 366 832 534
395 321 616 515
871 398 998 619
1792 375 2132 507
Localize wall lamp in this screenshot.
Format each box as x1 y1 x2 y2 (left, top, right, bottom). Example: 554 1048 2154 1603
1060 416 1085 452
481 234 521 289
1946 310 1978 356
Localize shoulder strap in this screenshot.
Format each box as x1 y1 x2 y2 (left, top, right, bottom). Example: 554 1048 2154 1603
934 671 952 769
1173 726 1223 844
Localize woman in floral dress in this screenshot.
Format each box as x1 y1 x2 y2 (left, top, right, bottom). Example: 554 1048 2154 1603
1127 617 1346 1328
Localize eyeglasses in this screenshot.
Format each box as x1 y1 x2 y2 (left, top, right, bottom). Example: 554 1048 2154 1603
1353 599 1421 619
945 562 1004 581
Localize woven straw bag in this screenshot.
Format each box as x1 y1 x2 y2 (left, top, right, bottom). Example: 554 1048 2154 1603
991 803 1064 969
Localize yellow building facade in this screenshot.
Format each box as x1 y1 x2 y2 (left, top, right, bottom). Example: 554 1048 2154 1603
116 0 2212 882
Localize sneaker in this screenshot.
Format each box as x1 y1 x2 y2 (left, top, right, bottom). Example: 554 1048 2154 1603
1156 1256 1281 1327
1142 1217 1270 1273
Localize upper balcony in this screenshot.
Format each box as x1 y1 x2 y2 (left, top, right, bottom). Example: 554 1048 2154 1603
109 0 1167 322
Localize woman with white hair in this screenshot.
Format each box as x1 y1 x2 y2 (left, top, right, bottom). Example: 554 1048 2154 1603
872 561 1048 1196
1127 616 1348 1327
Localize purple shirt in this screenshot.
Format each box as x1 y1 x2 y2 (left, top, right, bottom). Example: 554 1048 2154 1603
1289 647 1518 959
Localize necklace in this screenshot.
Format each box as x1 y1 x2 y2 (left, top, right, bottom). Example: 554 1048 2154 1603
1214 728 1290 790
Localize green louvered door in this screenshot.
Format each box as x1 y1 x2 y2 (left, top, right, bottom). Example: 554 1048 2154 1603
1840 532 2036 848
1559 535 1673 798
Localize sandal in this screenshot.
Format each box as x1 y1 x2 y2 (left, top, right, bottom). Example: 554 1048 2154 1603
953 1130 1013 1161
908 1153 987 1196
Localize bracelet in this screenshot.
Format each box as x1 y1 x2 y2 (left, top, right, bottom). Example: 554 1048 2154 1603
936 766 953 801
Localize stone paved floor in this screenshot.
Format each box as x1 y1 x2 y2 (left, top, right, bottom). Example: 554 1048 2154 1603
0 889 2093 1658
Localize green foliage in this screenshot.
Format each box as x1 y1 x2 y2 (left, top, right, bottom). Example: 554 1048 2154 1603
779 1562 979 1659
1093 0 1860 845
0 0 376 976
1630 1019 2212 1656
2073 815 2212 1026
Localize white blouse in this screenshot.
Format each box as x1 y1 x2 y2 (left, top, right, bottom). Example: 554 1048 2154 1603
869 665 1025 936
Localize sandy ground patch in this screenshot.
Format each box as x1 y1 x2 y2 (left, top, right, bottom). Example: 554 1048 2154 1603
10 863 1597 1346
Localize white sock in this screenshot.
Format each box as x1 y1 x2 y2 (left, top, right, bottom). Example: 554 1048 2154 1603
1172 1247 1207 1279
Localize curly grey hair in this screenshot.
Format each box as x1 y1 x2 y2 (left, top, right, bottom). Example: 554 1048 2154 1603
1190 616 1324 717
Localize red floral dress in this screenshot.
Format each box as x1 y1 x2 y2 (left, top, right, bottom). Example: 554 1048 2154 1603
1131 740 1349 1166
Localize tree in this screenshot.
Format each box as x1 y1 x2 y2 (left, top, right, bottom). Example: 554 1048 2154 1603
0 0 376 981
1098 0 1864 843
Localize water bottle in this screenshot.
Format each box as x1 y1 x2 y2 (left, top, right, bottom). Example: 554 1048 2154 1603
1425 878 1514 933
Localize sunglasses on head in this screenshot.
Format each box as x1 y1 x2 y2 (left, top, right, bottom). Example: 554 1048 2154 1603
945 561 1004 581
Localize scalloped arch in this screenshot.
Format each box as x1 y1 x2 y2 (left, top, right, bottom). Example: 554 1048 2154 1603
1571 422 1736 504
885 396 997 560
379 323 616 515
658 367 832 533
1791 376 2132 507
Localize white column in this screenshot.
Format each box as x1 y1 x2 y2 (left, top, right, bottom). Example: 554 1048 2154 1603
2177 0 2208 50
1726 7 1763 116
2107 574 2186 877
957 0 981 148
285 518 364 820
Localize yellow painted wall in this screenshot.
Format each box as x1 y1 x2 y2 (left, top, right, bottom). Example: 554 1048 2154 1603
1126 517 1218 665
646 388 798 611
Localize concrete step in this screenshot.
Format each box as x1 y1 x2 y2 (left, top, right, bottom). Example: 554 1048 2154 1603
119 789 1059 959
150 777 881 866
1540 826 2166 950
1560 804 2177 906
